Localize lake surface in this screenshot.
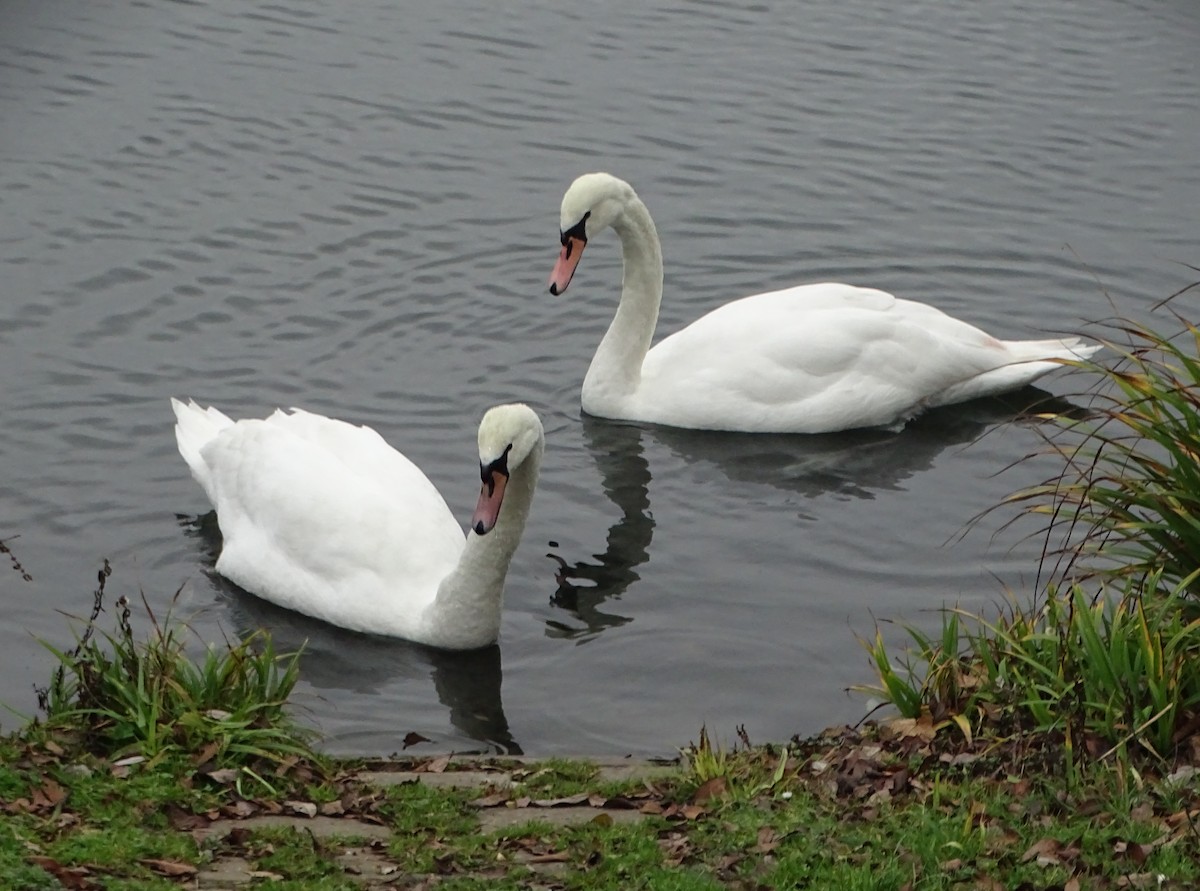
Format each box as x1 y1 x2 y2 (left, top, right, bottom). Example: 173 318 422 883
1 0 1197 756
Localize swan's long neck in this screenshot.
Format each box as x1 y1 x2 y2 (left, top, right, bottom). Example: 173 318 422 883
582 195 664 412
424 442 543 649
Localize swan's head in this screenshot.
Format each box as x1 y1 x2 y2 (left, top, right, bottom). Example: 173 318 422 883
471 403 544 536
549 172 636 295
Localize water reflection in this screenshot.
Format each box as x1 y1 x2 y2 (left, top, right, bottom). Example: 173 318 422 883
545 419 655 642
543 387 1080 638
180 514 521 754
643 387 1080 502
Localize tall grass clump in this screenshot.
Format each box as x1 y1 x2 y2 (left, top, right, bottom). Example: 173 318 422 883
1010 304 1200 597
862 577 1200 760
860 289 1200 768
35 560 316 769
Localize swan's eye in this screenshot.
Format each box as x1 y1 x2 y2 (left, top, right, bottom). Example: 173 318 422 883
560 212 590 248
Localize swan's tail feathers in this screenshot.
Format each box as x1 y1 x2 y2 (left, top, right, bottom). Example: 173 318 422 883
171 398 233 503
1003 336 1102 364
932 337 1101 408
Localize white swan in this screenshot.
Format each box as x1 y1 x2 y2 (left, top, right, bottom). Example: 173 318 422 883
549 172 1099 434
172 398 543 650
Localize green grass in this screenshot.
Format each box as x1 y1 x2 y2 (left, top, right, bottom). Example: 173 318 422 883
32 561 319 784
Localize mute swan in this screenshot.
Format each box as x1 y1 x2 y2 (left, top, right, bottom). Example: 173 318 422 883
548 172 1099 434
172 398 543 650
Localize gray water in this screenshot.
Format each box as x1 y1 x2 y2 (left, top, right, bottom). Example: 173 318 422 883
1 0 1197 756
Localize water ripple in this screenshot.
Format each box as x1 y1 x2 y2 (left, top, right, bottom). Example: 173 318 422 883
0 0 1196 753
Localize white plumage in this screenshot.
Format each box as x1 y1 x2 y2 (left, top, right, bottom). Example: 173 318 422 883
549 172 1098 433
172 398 543 649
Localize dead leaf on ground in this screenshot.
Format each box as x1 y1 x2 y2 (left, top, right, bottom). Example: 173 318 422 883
522 850 571 864
887 716 937 742
204 767 239 785
165 804 210 831
35 777 68 809
756 826 780 854
285 800 317 818
658 831 693 867
28 856 100 891
139 858 198 878
1020 836 1080 867
221 798 258 819
692 776 728 804
469 792 511 808
532 793 590 808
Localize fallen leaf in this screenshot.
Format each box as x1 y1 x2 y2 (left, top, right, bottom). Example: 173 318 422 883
756 826 780 854
590 812 613 827
139 858 198 877
35 778 68 808
28 857 99 890
204 768 239 784
286 800 317 818
402 731 431 748
692 776 728 804
192 741 221 767
532 793 590 808
165 805 209 831
525 851 571 863
469 792 510 808
887 716 937 741
224 798 258 818
423 754 451 774
1021 837 1063 865
319 800 345 816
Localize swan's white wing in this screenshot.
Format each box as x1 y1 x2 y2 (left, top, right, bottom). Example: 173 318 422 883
637 283 1038 432
200 416 465 633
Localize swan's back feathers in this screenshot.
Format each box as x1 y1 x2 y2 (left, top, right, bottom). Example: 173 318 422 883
200 419 465 629
628 283 1097 432
172 400 472 638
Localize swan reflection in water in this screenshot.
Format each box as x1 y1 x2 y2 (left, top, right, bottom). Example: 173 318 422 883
545 418 655 642
180 513 521 754
545 386 1083 637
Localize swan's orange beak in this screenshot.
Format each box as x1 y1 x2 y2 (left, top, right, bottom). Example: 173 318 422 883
548 236 586 295
471 469 508 535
